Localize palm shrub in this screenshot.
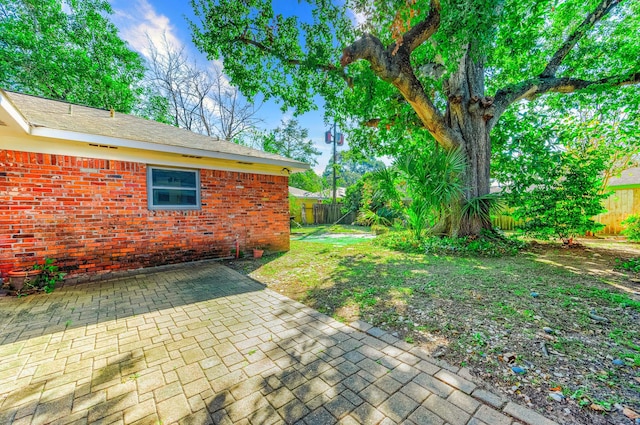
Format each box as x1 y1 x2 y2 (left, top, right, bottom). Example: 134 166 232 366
357 208 391 226
357 144 469 240
406 200 430 241
396 145 466 238
357 144 501 241
461 193 505 230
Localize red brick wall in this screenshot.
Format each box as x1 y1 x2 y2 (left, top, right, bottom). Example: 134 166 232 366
0 150 290 278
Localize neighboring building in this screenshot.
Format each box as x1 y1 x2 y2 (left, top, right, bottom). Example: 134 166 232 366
0 90 308 279
288 186 346 224
596 168 640 234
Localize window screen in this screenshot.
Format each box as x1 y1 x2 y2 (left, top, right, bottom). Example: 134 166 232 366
147 167 200 209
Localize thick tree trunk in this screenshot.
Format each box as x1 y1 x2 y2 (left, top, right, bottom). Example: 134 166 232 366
442 51 493 237
340 18 494 238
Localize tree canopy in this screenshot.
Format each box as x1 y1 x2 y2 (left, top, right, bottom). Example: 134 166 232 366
261 118 321 164
191 0 640 236
0 0 145 112
190 0 639 147
322 149 385 188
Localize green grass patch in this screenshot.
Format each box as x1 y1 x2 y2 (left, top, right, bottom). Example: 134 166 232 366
615 257 640 273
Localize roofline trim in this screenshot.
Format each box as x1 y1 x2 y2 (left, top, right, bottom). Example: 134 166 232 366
608 183 640 189
29 126 310 172
0 90 30 133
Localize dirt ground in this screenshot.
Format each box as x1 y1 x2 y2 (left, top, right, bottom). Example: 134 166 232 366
430 239 640 425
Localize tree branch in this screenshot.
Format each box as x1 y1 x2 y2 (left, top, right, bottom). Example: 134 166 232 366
493 71 640 126
339 34 396 81
492 0 632 127
401 0 441 54
340 3 461 149
235 36 352 86
541 0 621 78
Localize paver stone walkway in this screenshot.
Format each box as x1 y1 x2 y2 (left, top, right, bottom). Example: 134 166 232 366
0 260 560 425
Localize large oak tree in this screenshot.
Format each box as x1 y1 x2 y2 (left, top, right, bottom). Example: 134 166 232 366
190 0 640 236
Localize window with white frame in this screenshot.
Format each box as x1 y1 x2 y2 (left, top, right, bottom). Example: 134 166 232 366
147 166 200 210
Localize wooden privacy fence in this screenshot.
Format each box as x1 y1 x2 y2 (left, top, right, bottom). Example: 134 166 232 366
595 187 639 234
303 188 637 231
491 214 521 231
312 203 357 225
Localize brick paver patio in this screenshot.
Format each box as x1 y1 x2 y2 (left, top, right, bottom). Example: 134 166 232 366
0 261 559 425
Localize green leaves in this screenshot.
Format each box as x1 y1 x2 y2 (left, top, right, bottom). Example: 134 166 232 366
621 215 640 242
322 149 386 188
493 101 613 242
190 0 350 113
261 118 320 164
397 144 466 215
0 0 144 112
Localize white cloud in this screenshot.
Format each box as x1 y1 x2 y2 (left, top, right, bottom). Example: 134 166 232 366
113 0 232 88
279 112 293 125
351 10 368 26
112 0 182 59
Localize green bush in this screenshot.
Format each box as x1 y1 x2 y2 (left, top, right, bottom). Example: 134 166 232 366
375 230 527 257
499 142 609 243
373 230 423 253
423 232 527 257
621 214 640 241
371 224 389 235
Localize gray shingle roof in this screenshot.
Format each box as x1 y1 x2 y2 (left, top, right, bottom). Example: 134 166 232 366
609 167 640 187
289 186 346 199
4 90 308 170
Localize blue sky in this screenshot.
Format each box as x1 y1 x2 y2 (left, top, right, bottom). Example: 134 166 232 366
108 0 340 173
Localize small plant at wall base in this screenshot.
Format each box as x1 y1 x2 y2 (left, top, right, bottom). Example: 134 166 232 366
33 258 66 293
621 214 640 242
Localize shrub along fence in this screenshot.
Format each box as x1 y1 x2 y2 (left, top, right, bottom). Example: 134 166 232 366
491 186 639 235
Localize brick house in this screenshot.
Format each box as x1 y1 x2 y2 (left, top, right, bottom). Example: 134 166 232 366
0 90 308 279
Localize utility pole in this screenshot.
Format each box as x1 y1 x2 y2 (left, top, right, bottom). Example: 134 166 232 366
325 123 344 204
332 122 337 204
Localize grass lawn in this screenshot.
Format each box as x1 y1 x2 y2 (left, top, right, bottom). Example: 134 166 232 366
227 226 640 425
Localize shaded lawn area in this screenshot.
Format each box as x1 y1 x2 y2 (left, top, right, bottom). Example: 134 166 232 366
227 230 640 425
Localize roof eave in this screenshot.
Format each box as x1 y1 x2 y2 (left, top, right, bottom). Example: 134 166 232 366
0 89 30 133
29 126 310 172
